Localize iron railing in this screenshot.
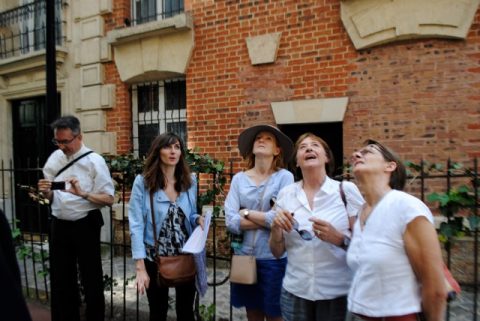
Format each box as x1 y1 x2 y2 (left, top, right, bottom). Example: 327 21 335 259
1 158 478 320
0 0 64 59
130 0 184 26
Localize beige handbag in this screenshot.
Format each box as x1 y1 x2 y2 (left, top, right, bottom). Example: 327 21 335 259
229 177 271 285
229 254 257 284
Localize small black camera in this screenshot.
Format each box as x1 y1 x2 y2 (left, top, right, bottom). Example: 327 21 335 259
51 181 66 190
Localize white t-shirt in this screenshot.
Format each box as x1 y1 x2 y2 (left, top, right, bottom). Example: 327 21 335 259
43 145 115 221
276 177 364 300
347 190 434 316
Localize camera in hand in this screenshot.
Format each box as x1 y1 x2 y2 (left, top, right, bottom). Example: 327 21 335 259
51 181 66 190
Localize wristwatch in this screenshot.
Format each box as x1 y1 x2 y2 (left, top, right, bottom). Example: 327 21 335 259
241 209 250 219
341 235 351 250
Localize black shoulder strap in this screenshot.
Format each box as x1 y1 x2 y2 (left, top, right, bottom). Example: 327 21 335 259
54 151 94 178
339 180 347 208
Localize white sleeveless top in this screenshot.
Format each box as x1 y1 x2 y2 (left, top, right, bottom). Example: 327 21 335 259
347 190 433 317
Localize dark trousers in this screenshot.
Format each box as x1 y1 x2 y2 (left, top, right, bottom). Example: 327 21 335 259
144 259 196 321
280 288 347 321
50 211 104 321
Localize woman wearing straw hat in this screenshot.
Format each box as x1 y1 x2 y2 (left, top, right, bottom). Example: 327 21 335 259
225 124 294 321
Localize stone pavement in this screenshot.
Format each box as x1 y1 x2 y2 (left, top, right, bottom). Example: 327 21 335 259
106 262 246 321
22 255 479 321
27 301 51 321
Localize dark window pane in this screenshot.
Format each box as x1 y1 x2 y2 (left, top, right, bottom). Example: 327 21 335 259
165 80 186 111
167 121 186 144
138 84 159 113
139 123 159 158
136 0 157 24
164 0 184 18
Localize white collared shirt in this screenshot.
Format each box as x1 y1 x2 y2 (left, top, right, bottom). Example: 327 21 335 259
347 190 433 316
43 145 115 221
276 177 364 300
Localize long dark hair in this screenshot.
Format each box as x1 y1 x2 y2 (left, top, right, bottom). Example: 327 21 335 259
143 132 192 193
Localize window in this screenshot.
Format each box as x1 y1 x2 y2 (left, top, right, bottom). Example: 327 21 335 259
11 0 63 55
131 79 187 158
132 0 184 25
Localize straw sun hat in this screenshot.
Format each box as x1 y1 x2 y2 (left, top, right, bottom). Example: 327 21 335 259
237 125 294 163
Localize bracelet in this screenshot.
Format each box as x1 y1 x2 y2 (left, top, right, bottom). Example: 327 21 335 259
82 193 89 200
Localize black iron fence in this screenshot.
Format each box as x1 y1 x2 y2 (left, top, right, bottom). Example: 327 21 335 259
0 0 64 59
130 0 184 26
1 158 479 320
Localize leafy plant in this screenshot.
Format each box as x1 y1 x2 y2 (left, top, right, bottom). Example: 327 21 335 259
104 149 226 217
103 154 145 197
405 160 479 243
198 303 216 321
13 229 50 278
103 274 119 291
427 185 476 241
186 148 226 218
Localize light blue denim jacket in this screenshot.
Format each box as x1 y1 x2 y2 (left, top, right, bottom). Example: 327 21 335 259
128 174 200 260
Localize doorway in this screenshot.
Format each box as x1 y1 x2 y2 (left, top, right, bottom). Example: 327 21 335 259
12 95 60 234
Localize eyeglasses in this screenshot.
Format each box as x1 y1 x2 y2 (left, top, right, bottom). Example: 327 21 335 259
271 197 313 241
52 135 78 146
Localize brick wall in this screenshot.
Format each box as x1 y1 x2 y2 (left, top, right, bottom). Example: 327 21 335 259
186 1 480 170
104 0 132 155
107 1 480 167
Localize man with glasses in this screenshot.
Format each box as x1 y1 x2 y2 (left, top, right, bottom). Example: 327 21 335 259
37 115 114 321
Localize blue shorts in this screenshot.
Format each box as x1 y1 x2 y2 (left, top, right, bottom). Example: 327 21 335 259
231 257 287 317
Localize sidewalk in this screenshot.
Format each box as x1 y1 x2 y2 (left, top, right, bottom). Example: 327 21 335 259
25 286 479 321
27 301 51 321
22 255 478 321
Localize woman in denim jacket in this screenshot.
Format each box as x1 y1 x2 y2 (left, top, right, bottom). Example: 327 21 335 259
128 132 203 321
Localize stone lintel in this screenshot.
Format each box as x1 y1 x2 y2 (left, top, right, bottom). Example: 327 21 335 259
271 97 349 124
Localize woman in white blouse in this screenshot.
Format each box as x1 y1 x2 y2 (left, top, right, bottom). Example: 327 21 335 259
346 139 446 321
269 133 364 321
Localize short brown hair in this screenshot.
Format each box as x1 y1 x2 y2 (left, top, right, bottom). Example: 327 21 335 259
363 139 406 190
294 133 335 176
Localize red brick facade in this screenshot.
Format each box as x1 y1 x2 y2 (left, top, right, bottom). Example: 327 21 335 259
104 0 132 154
105 1 480 168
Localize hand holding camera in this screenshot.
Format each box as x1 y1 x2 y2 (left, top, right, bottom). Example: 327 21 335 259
51 181 66 190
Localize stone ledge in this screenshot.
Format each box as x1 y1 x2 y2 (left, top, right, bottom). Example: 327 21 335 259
341 0 480 49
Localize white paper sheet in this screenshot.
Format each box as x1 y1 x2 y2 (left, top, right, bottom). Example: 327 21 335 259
182 210 212 254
